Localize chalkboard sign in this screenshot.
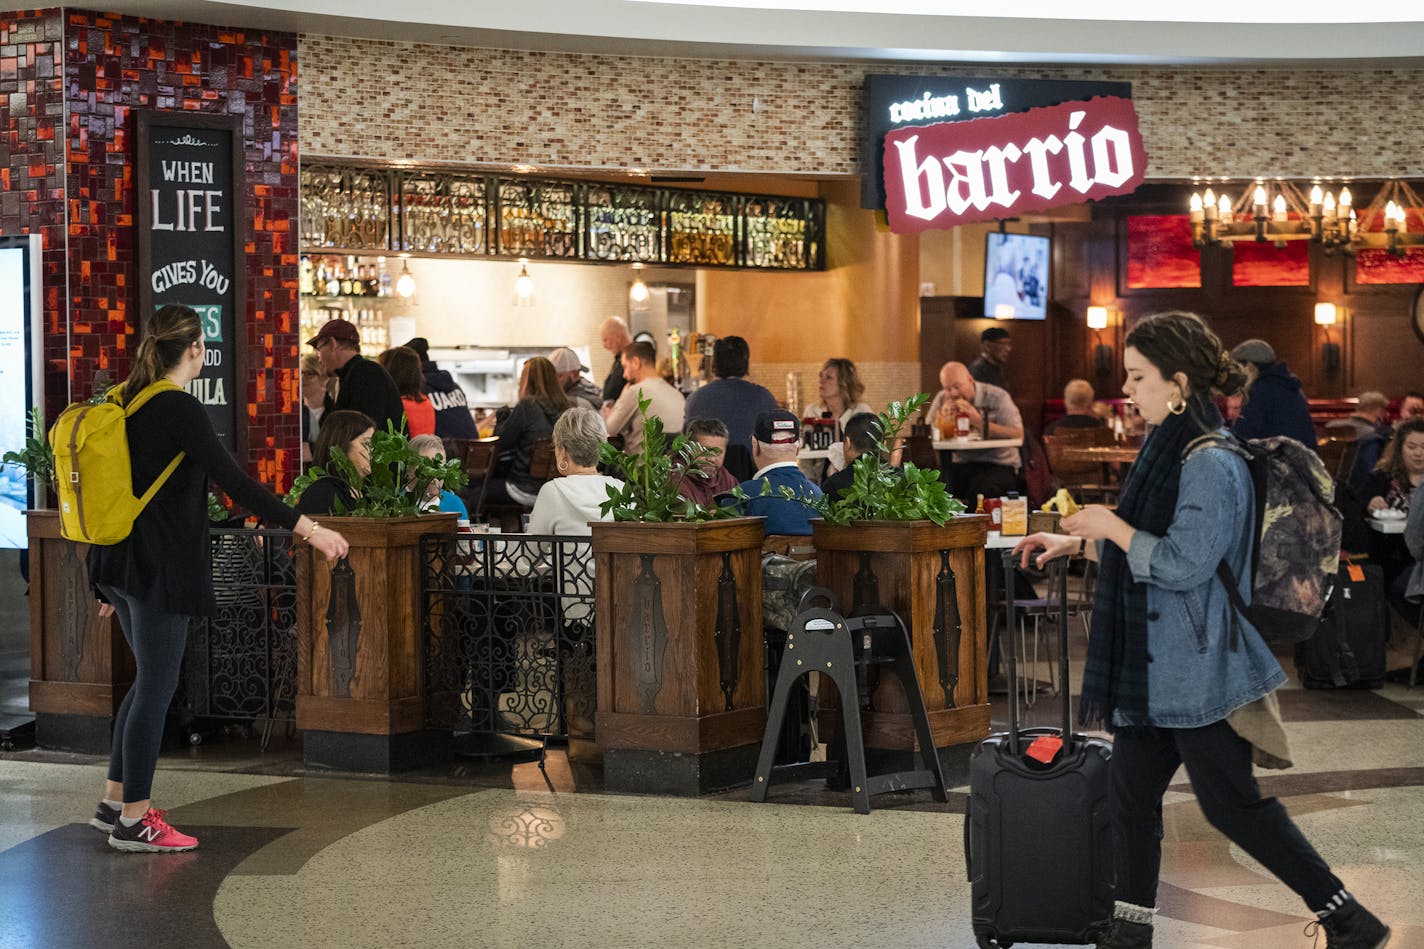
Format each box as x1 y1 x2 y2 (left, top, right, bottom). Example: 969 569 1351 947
137 111 246 454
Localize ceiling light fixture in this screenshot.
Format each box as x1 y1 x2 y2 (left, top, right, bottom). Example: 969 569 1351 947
513 259 535 306
629 263 649 304
395 258 417 299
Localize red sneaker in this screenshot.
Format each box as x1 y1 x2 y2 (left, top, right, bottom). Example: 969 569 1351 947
107 808 198 853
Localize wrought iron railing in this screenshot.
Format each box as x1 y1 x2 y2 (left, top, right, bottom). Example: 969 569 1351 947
421 533 598 745
179 527 299 742
300 159 825 271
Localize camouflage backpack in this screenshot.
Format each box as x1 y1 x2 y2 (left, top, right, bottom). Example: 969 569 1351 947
762 553 819 633
1186 433 1341 644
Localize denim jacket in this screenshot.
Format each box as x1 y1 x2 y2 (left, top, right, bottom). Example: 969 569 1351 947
1116 435 1286 728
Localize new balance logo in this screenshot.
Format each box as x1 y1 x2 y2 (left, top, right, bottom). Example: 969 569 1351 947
137 823 162 842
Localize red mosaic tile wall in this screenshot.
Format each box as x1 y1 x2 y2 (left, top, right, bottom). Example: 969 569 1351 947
0 10 66 415
62 10 299 490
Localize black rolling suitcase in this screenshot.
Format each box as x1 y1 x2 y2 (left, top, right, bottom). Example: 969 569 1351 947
966 557 1113 948
1296 561 1388 690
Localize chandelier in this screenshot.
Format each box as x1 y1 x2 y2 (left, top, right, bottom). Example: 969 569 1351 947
1188 179 1421 256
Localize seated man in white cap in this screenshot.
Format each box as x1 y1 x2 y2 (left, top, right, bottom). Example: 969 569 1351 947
549 346 602 411
730 410 824 535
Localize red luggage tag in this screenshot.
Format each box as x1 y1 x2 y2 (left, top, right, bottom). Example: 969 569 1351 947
1025 734 1062 764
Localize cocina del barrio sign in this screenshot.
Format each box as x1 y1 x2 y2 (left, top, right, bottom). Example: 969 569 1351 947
882 95 1148 234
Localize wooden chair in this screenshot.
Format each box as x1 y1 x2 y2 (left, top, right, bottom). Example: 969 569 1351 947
527 437 558 482
446 436 500 520
1042 426 1118 504
1316 434 1359 485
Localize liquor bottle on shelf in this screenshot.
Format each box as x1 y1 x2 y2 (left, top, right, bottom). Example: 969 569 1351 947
324 258 340 296
299 256 314 296
377 256 391 298
339 257 355 296
364 262 379 297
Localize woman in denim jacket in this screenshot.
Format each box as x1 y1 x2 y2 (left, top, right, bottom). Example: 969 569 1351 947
1017 312 1389 949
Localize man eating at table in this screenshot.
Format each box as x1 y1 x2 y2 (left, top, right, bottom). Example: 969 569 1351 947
928 361 1025 505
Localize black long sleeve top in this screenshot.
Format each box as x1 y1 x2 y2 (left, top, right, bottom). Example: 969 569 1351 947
331 354 405 437
88 389 300 617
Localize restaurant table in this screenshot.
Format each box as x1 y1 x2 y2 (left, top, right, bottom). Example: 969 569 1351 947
932 436 1024 451
1058 444 1140 465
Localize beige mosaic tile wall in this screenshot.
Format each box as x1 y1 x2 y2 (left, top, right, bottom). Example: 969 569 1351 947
300 34 1424 179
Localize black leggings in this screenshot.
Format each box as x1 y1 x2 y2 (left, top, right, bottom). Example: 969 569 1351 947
1111 721 1343 912
98 584 188 803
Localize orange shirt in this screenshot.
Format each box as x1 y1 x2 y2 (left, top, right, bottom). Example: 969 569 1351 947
402 397 435 437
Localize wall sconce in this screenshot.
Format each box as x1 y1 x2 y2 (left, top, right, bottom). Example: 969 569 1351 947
1315 301 1341 372
1086 305 1113 375
395 257 417 299
512 259 535 307
629 262 649 304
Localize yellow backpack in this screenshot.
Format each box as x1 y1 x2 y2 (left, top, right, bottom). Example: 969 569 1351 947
48 380 186 545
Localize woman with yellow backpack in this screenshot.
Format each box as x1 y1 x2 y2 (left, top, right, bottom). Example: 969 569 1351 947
82 304 349 853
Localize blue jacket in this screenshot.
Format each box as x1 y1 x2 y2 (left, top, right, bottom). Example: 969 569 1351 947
1119 438 1286 728
1232 362 1317 450
736 464 823 536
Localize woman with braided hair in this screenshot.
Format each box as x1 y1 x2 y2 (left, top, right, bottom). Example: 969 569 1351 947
1015 312 1389 949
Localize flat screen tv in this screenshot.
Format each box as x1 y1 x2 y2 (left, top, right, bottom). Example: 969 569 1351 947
983 232 1049 320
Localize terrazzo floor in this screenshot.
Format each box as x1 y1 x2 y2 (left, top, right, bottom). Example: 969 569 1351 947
2 646 1422 949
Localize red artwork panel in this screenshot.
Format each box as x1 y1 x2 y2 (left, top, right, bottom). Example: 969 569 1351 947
1125 215 1201 289
1354 211 1424 284
1354 249 1424 285
1231 239 1310 287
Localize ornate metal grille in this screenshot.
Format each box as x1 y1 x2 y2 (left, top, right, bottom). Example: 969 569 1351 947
743 195 821 270
300 164 392 250
397 171 488 255
666 191 739 265
180 528 298 730
585 184 661 261
422 534 597 743
496 179 581 259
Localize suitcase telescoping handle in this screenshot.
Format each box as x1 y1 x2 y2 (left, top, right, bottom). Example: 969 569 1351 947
1003 551 1074 757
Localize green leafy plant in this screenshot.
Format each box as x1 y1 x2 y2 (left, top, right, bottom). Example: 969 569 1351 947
1 407 55 488
598 393 746 522
288 422 468 517
788 393 965 527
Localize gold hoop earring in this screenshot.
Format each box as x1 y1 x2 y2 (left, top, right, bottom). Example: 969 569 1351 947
1167 393 1187 415
556 460 568 472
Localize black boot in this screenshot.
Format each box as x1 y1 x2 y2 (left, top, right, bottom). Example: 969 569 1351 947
1096 917 1152 949
1312 899 1390 948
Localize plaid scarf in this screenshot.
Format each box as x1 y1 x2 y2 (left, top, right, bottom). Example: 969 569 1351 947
1078 399 1223 729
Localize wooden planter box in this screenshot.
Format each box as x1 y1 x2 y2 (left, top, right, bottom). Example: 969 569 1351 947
591 517 766 795
26 509 133 753
812 515 991 754
294 513 457 773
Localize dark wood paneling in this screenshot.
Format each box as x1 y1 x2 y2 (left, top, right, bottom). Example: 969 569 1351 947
593 519 767 757
812 519 991 750
922 192 1424 423
27 511 132 719
294 514 457 738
